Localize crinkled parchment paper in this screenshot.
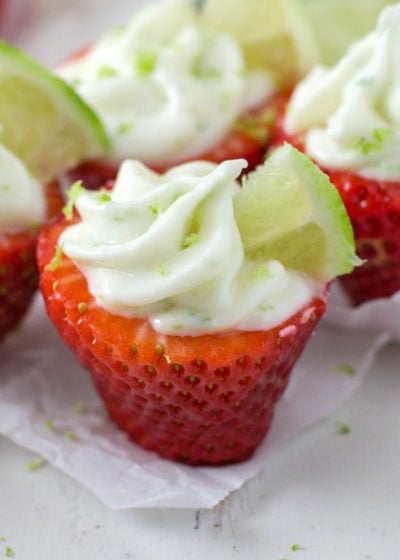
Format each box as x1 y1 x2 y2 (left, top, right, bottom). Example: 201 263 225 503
0 287 391 509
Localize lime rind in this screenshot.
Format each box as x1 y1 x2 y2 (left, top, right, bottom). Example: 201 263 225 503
234 144 359 282
0 40 110 181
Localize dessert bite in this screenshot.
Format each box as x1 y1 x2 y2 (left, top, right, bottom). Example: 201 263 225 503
37 144 357 464
56 0 319 189
272 4 400 306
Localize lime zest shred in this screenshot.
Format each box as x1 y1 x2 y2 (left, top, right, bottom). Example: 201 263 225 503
97 64 118 79
26 456 47 471
332 362 356 377
134 51 158 77
149 197 161 215
62 180 84 219
65 430 77 441
157 264 167 277
45 418 55 431
336 421 352 435
117 121 134 136
183 232 199 248
358 128 394 155
96 191 111 204
5 546 14 557
45 243 64 272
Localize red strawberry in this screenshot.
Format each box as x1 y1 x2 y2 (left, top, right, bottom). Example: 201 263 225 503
270 99 400 306
0 179 63 343
38 215 326 465
64 99 276 191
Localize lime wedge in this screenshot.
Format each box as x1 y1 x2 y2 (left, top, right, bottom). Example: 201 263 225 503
234 144 359 281
0 40 110 181
198 0 320 87
301 0 396 65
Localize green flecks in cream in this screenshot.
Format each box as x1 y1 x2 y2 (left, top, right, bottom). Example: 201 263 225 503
5 546 14 557
1 183 11 193
96 191 111 204
254 263 274 279
358 128 394 155
62 180 84 220
149 197 161 216
117 121 134 136
45 243 64 272
97 64 118 79
157 264 167 277
134 51 158 77
183 232 199 248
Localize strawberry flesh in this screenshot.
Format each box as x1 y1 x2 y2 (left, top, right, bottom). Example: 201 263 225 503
38 216 326 465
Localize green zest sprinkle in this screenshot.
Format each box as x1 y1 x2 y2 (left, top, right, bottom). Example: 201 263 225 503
291 544 303 552
62 181 84 219
254 264 274 278
26 456 47 471
65 430 76 441
157 264 167 277
45 418 55 431
96 191 111 204
336 421 352 435
97 64 118 79
149 197 161 215
359 128 394 155
333 362 356 377
183 232 199 248
117 121 134 136
134 51 158 76
5 546 14 557
45 243 64 272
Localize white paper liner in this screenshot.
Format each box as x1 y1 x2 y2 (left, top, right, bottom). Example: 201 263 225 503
325 283 400 342
0 292 388 509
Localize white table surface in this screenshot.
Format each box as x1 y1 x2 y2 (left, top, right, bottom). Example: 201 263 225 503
1 1 400 558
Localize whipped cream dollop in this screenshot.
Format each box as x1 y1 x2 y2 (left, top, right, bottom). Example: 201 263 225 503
285 4 400 181
60 159 319 335
58 0 274 167
0 144 45 232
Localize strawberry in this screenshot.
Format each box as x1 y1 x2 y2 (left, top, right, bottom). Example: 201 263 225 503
63 99 276 191
37 215 326 466
270 99 400 306
0 179 63 343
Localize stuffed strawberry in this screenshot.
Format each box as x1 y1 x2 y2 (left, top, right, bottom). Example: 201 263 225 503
38 145 357 465
56 0 283 190
271 4 400 306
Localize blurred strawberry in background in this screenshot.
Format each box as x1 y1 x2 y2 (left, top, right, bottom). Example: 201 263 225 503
0 0 27 41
